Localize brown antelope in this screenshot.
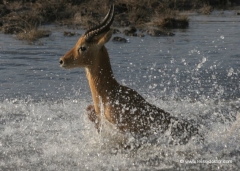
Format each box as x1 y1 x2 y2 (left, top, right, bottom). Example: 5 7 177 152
59 5 202 144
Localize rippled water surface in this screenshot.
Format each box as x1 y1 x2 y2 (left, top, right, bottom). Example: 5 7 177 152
0 11 239 170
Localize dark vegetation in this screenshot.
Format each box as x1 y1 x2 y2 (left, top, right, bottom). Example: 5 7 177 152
0 0 239 42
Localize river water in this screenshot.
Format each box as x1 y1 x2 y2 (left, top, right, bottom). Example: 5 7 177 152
0 11 239 170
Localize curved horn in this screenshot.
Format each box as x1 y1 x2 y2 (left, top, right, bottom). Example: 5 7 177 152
84 5 114 35
84 5 114 42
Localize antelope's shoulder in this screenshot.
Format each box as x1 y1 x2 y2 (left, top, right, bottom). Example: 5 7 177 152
110 85 151 110
110 85 146 103
110 85 170 115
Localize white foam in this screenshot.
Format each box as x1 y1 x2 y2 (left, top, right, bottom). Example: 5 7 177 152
1 97 239 170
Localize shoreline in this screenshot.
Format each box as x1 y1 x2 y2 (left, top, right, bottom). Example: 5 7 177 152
0 0 240 42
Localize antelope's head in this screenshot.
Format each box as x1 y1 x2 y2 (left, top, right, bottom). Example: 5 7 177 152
59 5 114 69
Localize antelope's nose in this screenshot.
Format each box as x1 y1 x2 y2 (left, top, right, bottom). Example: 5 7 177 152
59 59 63 65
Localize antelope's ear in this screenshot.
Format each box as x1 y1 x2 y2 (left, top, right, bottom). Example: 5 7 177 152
97 30 113 47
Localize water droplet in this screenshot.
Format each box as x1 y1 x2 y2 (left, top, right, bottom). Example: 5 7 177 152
227 68 234 77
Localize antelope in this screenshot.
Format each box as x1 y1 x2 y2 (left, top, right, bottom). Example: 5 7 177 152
59 5 202 144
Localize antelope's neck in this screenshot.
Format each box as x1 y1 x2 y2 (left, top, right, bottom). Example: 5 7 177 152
85 47 118 113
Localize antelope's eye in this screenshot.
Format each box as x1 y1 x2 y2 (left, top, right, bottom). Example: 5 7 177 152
79 46 87 52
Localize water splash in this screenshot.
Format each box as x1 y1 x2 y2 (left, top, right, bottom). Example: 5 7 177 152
0 96 239 170
196 57 207 70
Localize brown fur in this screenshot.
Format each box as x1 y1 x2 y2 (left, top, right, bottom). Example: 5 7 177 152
60 30 201 144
